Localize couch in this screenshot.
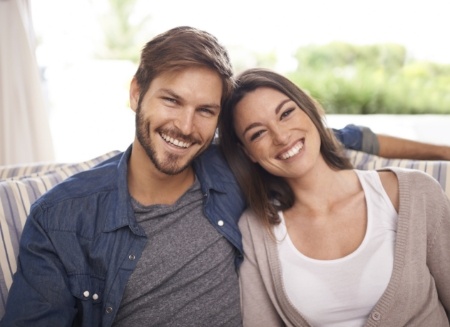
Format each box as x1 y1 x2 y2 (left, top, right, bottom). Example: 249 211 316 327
0 149 449 316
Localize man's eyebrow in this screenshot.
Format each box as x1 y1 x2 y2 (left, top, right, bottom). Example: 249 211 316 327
242 98 292 138
159 88 181 100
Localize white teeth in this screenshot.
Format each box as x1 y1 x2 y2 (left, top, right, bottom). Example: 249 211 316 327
280 142 303 160
161 133 191 148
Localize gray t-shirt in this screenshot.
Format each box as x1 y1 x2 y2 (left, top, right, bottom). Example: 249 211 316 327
113 178 241 326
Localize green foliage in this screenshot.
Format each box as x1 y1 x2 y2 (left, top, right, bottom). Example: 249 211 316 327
286 43 450 114
94 0 151 63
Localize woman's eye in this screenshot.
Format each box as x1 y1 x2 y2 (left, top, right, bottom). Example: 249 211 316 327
250 130 264 141
281 108 295 119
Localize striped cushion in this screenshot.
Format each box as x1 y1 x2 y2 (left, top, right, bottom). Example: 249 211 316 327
0 150 120 316
0 162 70 180
346 149 450 198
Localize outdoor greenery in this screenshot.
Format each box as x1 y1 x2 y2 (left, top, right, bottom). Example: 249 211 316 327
284 43 450 114
94 0 450 115
94 0 151 62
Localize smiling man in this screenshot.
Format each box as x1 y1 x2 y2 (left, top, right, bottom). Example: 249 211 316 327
1 26 245 327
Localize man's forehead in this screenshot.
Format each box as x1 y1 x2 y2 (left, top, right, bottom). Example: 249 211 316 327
151 67 223 101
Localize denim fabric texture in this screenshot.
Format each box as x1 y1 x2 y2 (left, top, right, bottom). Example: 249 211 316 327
0 145 245 326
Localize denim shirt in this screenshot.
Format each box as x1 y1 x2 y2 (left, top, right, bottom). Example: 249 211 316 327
0 145 245 327
0 125 369 326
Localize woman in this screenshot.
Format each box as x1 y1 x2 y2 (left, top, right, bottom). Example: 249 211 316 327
219 68 450 326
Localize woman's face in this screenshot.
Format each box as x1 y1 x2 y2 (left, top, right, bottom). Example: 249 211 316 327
233 87 322 179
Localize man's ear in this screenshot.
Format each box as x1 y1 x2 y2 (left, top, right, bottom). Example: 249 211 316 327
129 77 140 112
239 143 257 163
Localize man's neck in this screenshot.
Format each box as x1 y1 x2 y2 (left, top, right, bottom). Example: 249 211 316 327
127 148 196 206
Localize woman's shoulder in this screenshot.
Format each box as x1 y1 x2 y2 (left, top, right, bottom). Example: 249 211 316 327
239 208 261 228
377 170 400 212
378 167 448 206
381 167 443 190
239 208 271 237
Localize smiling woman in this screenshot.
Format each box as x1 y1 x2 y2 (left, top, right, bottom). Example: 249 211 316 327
219 67 450 327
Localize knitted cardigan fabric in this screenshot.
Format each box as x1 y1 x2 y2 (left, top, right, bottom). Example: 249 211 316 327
239 168 450 327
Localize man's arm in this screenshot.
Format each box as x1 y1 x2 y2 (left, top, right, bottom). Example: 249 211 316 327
0 209 77 326
377 134 450 160
333 124 450 160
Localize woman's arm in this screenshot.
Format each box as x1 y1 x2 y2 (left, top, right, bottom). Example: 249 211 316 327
239 213 284 327
426 184 450 316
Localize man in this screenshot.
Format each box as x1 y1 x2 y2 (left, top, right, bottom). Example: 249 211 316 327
0 26 447 326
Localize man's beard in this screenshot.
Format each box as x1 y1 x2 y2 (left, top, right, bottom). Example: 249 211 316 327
135 105 212 175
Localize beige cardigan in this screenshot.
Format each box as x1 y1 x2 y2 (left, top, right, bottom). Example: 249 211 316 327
239 168 450 327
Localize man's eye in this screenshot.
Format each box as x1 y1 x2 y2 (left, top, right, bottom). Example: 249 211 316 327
199 107 214 115
198 107 219 117
163 97 177 104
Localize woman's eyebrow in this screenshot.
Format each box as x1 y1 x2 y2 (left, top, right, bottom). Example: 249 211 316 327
275 98 292 114
241 98 292 138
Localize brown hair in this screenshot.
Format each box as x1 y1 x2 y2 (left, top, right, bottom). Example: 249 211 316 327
134 26 234 107
219 68 352 229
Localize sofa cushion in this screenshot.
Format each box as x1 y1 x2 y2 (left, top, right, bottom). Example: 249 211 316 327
346 149 450 198
0 150 120 315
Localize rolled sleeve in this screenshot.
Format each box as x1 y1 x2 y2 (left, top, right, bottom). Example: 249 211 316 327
332 124 379 155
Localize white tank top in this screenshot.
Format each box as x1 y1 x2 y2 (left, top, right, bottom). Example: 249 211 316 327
274 170 398 327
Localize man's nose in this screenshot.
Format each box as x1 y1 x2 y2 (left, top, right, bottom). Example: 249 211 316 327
174 108 195 135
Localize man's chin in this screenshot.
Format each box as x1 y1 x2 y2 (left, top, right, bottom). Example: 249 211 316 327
155 152 197 176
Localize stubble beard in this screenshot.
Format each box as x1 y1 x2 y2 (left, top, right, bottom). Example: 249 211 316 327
135 105 211 176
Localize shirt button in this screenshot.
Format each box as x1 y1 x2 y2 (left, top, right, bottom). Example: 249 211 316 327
83 291 90 298
92 293 99 301
371 311 381 321
106 306 113 314
218 220 224 226
129 254 136 260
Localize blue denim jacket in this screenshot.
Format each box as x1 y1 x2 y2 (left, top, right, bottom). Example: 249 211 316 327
0 125 370 326
0 145 245 327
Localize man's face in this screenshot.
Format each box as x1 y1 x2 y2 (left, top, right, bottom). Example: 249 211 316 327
130 66 223 175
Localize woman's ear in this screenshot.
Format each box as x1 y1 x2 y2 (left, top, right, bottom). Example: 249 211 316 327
129 77 140 112
239 143 257 163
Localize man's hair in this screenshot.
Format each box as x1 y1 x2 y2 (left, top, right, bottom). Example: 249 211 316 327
134 26 234 106
219 68 352 229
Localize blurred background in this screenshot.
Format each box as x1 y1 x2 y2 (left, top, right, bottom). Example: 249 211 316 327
2 0 450 164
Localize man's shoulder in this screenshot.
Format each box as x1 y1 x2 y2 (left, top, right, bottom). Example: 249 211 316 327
35 153 122 210
194 145 237 186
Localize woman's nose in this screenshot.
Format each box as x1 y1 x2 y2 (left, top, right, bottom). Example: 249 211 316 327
272 127 289 145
